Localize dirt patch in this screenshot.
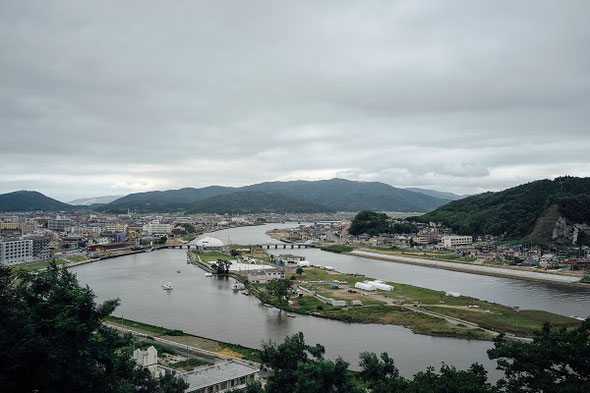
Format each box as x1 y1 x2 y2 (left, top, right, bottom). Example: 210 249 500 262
217 347 245 358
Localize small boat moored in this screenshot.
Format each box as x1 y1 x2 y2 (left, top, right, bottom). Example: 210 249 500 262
205 272 213 277
162 282 173 291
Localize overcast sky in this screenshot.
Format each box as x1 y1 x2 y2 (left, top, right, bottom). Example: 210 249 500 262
1 1 589 202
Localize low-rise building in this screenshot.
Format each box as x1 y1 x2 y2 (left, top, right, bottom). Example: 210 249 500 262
442 235 473 248
182 360 260 393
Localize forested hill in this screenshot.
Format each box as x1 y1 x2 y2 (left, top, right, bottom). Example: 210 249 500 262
419 176 590 242
0 191 73 212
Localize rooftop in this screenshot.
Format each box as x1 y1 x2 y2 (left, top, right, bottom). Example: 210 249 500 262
181 360 259 390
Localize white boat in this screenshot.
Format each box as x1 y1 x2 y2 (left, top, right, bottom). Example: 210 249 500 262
232 282 245 291
162 282 173 290
205 272 213 277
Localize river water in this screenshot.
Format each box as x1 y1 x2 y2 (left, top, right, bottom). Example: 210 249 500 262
71 223 589 379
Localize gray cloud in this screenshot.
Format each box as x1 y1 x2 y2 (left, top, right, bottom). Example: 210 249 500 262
1 0 589 201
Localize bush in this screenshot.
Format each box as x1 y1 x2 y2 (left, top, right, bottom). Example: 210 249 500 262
316 305 324 310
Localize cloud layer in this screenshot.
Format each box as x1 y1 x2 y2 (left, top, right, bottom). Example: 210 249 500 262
1 1 589 201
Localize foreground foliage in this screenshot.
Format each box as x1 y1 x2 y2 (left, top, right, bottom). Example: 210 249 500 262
0 263 188 393
233 320 590 393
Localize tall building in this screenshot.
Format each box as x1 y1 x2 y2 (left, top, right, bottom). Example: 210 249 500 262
0 238 33 266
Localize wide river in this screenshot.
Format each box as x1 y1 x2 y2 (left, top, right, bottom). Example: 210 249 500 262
72 223 590 379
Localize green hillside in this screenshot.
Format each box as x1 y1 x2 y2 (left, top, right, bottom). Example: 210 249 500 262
0 191 73 212
419 176 590 240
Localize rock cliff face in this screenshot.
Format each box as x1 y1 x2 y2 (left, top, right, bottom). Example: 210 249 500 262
551 216 590 245
552 217 570 240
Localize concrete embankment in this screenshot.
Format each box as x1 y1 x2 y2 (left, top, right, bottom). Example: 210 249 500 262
351 250 586 287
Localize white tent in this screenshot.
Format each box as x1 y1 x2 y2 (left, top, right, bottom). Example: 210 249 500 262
355 281 376 291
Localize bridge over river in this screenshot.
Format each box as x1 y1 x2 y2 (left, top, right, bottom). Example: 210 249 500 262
164 242 315 250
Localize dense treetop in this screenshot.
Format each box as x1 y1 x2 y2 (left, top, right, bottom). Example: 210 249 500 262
0 263 188 393
349 210 418 236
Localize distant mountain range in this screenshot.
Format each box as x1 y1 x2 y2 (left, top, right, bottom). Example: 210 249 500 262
404 188 465 201
0 179 456 214
95 179 452 214
420 176 590 244
68 195 122 205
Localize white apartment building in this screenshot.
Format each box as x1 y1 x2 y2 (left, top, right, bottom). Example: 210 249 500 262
142 220 173 236
442 235 473 248
0 238 34 266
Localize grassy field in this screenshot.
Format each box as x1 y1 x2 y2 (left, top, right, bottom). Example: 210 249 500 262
195 251 233 264
423 307 580 337
260 267 582 339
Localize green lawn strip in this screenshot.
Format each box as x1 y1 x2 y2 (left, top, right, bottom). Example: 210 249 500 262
65 255 87 262
320 244 354 253
422 306 581 337
14 259 69 272
295 268 367 284
182 234 197 242
105 316 184 336
169 358 211 370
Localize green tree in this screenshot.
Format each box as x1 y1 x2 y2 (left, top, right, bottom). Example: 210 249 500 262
488 319 590 393
296 267 304 275
213 259 232 274
266 278 293 304
349 210 390 236
0 263 188 393
260 332 363 393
